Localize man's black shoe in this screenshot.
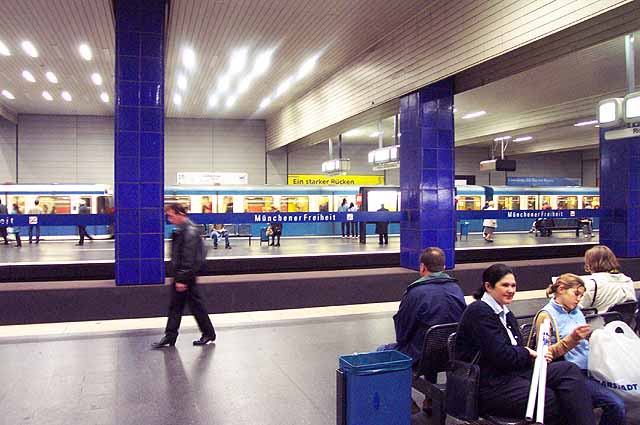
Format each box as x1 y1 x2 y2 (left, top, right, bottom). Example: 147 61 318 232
193 335 216 346
152 336 177 348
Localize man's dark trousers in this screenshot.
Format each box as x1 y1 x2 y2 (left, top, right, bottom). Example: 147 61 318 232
165 278 216 339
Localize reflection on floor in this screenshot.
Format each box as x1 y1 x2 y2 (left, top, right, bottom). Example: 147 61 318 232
0 290 552 425
0 231 597 265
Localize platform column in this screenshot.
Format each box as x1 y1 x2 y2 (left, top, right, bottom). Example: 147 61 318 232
114 0 167 285
399 78 455 270
599 130 640 257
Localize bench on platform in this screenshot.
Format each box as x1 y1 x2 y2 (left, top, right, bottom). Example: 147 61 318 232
207 224 254 246
534 218 583 237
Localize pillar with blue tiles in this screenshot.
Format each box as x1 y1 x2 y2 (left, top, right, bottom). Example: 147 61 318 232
599 130 640 258
114 0 166 285
399 78 455 270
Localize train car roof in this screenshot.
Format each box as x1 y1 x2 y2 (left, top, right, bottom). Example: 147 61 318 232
0 184 111 194
164 185 370 195
487 185 599 194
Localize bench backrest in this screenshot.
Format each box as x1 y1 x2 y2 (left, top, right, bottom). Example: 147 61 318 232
415 322 458 381
606 300 637 327
238 224 252 235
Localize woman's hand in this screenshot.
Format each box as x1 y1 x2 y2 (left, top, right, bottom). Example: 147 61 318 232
544 348 553 363
571 324 591 341
525 347 537 359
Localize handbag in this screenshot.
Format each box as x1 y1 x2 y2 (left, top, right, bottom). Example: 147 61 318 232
445 353 480 420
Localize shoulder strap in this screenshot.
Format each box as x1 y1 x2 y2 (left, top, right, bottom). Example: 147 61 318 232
528 310 561 348
590 278 598 307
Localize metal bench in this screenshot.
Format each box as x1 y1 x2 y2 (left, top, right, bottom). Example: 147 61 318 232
534 218 583 237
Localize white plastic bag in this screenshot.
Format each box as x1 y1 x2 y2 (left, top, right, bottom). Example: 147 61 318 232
588 320 640 408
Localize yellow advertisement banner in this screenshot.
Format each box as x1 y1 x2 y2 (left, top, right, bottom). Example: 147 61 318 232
287 174 385 186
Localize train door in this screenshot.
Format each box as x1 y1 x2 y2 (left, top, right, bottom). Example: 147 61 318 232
97 195 113 214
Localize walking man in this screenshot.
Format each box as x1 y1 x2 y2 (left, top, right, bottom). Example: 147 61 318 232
153 203 216 348
76 200 94 245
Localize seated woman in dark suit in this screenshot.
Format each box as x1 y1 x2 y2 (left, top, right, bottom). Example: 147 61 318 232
455 264 595 425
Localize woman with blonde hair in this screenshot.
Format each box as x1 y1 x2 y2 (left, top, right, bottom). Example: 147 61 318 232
533 273 626 424
580 245 636 312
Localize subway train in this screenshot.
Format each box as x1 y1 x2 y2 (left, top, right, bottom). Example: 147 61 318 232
0 183 598 237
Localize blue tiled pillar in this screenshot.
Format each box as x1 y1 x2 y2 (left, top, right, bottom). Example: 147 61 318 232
599 130 640 257
399 78 455 270
114 0 166 285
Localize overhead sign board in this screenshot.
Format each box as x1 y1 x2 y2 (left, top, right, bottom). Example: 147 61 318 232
287 174 385 186
506 177 581 186
604 127 640 141
177 172 248 185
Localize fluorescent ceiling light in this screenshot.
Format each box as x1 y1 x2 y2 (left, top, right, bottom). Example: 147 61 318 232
453 108 457 113
177 74 187 91
493 136 511 142
91 73 103 86
100 92 109 103
237 76 251 94
61 91 72 101
573 120 599 127
344 129 360 137
462 111 486 119
182 48 196 70
2 90 15 100
21 41 38 57
225 95 237 108
252 50 273 76
275 77 292 98
369 132 380 138
297 54 319 80
208 95 219 108
217 75 230 93
259 97 271 109
229 48 248 75
0 41 10 56
22 70 36 82
42 91 53 101
513 136 533 142
45 71 58 83
173 93 182 106
78 44 92 61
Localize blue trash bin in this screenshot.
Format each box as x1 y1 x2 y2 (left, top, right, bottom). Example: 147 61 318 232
459 221 470 240
337 350 412 425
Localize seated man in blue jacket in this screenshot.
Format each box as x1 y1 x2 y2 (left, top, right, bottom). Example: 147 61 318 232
380 247 467 412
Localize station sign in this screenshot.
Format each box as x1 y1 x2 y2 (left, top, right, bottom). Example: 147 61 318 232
603 127 640 141
506 177 581 186
287 174 385 186
177 172 248 185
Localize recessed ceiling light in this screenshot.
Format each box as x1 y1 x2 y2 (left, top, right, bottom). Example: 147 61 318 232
275 77 292 98
208 95 219 108
259 97 271 109
252 50 273 77
177 74 187 91
42 91 53 101
573 120 599 127
462 111 486 119
229 48 248 75
217 75 230 93
493 136 511 142
45 71 58 84
0 41 10 56
296 54 319 80
369 132 380 138
91 73 103 86
344 129 360 137
61 91 72 101
513 136 533 142
79 44 92 61
173 93 182 106
182 48 196 70
100 92 109 103
22 70 36 82
21 41 38 57
237 76 251 94
226 95 237 108
2 90 15 100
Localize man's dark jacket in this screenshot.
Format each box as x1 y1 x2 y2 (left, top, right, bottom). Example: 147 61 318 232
389 272 466 364
171 218 204 284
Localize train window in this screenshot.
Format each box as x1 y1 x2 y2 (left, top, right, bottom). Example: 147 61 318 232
583 196 600 208
527 196 537 210
9 196 25 213
201 196 213 213
97 196 113 214
35 196 70 214
556 196 577 209
318 196 329 212
280 196 309 212
219 196 234 213
243 196 273 212
81 197 92 211
497 196 520 210
457 196 481 210
367 191 398 211
542 196 551 207
165 195 191 212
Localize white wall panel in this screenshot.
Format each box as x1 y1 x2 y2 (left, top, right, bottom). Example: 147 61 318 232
266 147 287 185
0 117 16 183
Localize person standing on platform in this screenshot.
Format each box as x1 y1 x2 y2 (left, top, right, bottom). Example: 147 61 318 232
9 203 22 248
348 202 358 239
269 206 282 247
376 204 389 245
153 203 216 348
28 199 43 244
482 200 497 243
337 198 349 238
0 199 8 245
76 200 94 246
